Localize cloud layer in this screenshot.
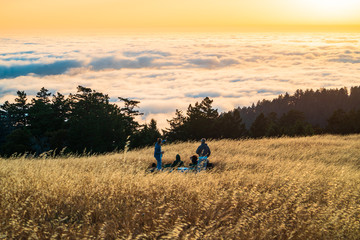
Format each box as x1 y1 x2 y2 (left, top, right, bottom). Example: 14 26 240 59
1 33 360 129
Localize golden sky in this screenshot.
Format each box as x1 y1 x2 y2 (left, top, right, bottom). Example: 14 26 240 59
1 0 360 32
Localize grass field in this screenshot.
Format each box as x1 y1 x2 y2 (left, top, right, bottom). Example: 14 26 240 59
1 135 360 239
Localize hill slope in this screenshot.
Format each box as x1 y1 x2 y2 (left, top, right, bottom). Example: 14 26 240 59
1 135 360 239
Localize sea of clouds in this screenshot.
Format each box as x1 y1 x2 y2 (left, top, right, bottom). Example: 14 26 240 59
1 33 360 129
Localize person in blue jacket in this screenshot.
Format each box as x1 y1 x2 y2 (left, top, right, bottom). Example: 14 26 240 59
196 138 211 157
154 138 164 170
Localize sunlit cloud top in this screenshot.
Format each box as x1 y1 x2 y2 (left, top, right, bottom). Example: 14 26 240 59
1 0 360 32
1 33 360 129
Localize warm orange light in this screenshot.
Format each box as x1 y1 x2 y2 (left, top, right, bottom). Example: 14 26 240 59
0 0 359 32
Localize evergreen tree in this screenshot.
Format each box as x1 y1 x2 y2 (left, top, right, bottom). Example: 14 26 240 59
164 109 187 142
165 97 219 141
0 108 10 147
326 109 352 134
67 86 141 153
118 97 143 137
349 86 360 110
347 110 360 134
47 92 71 153
1 128 32 156
1 91 32 155
279 110 314 136
1 91 29 128
68 86 114 152
266 112 280 137
36 87 52 103
250 113 269 138
216 109 247 139
185 97 218 140
130 119 162 148
28 88 55 153
52 92 70 125
250 112 280 138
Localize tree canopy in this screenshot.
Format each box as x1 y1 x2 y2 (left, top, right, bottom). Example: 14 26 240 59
0 86 161 156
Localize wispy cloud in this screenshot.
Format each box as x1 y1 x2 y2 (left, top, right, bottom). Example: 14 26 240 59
123 50 171 57
89 56 157 71
187 57 239 69
0 51 36 56
0 60 83 79
185 91 222 98
329 57 360 64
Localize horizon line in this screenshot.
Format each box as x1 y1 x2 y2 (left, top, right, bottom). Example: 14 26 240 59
1 24 360 35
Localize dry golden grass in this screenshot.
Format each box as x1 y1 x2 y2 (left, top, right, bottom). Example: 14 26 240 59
1 135 360 239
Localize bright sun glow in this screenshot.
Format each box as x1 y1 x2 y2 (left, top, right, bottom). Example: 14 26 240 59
302 0 359 18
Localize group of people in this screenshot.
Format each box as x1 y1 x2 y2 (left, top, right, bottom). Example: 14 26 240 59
154 138 211 170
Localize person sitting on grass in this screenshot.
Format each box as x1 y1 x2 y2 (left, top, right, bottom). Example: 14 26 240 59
171 154 184 167
189 155 198 167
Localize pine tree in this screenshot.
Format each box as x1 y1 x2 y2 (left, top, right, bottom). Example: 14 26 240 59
185 97 218 140
250 113 269 138
28 88 55 153
164 109 187 141
216 109 247 139
326 109 352 134
130 119 162 148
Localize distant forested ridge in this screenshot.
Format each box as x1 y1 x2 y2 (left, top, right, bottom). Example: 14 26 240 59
238 86 360 129
1 85 360 157
164 86 360 141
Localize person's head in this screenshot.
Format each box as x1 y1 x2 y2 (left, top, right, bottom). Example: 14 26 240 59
201 138 206 144
157 138 162 144
190 155 198 164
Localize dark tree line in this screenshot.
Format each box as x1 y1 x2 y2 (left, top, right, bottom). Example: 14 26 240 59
0 86 161 157
163 98 315 141
238 86 360 129
327 109 360 134
164 86 360 141
163 97 247 141
1 85 360 157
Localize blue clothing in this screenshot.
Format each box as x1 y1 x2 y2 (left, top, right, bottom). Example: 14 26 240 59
196 143 211 157
154 142 162 170
155 155 162 170
197 156 208 172
154 142 162 158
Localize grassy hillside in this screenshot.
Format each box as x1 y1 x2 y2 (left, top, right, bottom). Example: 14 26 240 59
1 135 360 239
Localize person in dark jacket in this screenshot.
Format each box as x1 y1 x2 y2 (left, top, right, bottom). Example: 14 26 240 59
189 155 198 166
196 138 211 157
171 154 184 167
154 138 164 170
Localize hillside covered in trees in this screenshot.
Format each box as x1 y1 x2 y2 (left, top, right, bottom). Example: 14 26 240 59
239 86 360 129
164 86 360 140
1 86 360 157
